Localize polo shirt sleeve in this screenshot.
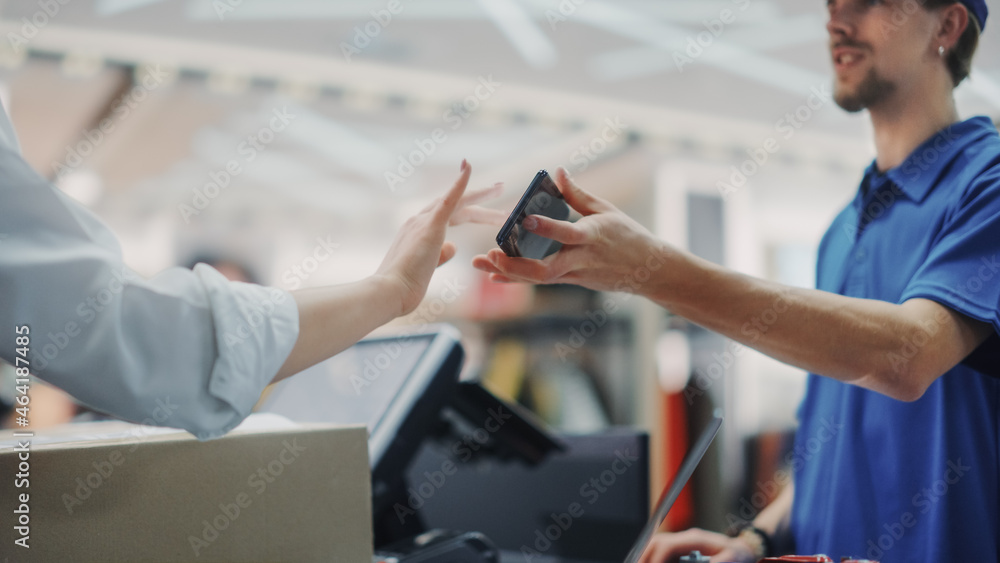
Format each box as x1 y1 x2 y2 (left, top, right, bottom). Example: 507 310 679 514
899 167 1000 346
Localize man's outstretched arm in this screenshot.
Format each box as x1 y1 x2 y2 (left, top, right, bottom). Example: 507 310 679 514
473 168 994 402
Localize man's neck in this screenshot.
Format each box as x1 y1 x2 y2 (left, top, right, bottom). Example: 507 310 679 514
868 81 960 173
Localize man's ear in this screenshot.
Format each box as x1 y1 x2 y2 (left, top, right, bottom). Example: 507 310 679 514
935 2 970 52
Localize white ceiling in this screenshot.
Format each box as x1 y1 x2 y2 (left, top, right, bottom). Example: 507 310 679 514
2 0 997 130
0 0 997 286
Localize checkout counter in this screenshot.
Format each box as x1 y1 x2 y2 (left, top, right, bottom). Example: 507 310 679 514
258 324 651 563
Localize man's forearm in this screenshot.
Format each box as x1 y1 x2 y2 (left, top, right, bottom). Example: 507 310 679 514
272 275 402 383
643 244 990 401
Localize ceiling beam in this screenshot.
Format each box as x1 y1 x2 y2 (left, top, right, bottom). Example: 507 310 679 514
0 20 872 173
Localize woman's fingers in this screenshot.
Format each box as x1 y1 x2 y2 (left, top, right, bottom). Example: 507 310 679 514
424 160 473 219
450 206 508 227
458 182 504 208
434 160 472 223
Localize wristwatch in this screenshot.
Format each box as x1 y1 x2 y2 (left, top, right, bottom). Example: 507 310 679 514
735 525 772 560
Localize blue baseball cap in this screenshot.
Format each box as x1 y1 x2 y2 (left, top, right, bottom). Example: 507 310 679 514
960 0 988 31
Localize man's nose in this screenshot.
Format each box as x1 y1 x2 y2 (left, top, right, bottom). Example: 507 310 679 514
826 0 857 39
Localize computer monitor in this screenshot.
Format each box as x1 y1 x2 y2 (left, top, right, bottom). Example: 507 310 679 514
257 324 465 515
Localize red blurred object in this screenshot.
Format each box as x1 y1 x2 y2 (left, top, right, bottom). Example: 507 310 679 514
467 270 534 320
661 392 694 530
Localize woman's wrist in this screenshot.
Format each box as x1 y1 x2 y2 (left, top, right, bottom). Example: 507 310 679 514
366 274 409 322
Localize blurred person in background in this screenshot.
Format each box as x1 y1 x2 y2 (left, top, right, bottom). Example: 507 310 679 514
475 0 998 561
0 91 503 440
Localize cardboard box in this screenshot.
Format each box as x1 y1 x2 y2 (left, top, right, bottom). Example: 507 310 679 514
1 419 372 562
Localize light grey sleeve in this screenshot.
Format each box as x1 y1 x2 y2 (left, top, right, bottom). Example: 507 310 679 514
0 137 299 440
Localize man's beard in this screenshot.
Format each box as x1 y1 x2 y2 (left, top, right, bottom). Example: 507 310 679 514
834 68 897 113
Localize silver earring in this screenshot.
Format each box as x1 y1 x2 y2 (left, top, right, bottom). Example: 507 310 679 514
939 45 946 57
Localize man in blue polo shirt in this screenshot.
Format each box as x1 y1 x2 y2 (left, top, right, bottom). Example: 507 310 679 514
473 0 998 561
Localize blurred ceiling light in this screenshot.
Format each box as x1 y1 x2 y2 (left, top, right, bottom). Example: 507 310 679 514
134 63 179 87
649 135 686 153
184 0 490 21
531 113 584 133
471 108 507 128
0 45 27 70
477 0 558 70
566 1 826 98
95 0 167 16
207 71 251 95
407 99 449 123
281 105 395 180
589 14 826 83
277 80 321 102
676 137 701 154
61 53 105 78
589 47 671 83
564 119 589 133
506 111 534 127
340 88 386 113
56 169 105 207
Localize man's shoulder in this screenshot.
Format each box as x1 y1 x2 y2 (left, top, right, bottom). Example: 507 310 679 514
958 143 1000 198
938 125 1000 203
959 116 1000 167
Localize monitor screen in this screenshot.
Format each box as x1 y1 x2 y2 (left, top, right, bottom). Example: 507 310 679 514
259 334 434 431
256 326 465 519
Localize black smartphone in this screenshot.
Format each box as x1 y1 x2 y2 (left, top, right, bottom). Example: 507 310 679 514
496 170 571 259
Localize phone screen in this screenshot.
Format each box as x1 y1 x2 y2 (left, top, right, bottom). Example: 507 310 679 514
496 170 571 259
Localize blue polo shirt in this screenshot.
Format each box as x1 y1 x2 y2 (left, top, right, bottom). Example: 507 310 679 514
791 116 1000 562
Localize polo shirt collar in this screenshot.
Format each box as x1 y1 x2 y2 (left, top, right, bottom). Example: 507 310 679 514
869 116 996 203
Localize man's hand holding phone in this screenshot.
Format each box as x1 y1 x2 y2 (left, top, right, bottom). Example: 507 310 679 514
496 170 571 259
475 167 675 296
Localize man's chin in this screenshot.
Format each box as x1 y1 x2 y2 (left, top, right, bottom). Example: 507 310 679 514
833 82 867 113
834 92 867 113
833 70 896 114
